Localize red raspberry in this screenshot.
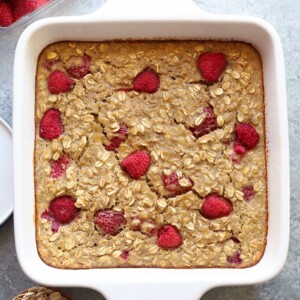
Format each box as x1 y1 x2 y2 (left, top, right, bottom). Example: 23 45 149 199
120 250 130 260
48 70 74 94
121 151 151 179
50 154 70 178
200 194 233 219
105 137 123 151
132 68 160 93
190 107 217 138
39 108 63 140
234 123 259 151
41 211 60 232
197 52 227 83
66 54 91 79
242 185 255 202
162 171 194 196
48 196 79 224
117 123 128 135
13 0 37 21
105 123 128 151
0 2 13 27
43 58 60 71
156 225 182 250
36 0 49 8
233 140 247 155
94 209 126 235
227 251 242 264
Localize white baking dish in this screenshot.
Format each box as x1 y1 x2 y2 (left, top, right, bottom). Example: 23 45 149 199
13 0 290 299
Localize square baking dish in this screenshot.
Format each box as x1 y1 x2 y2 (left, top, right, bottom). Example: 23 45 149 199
13 0 290 299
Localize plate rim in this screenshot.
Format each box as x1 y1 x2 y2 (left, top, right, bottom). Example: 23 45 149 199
0 117 13 226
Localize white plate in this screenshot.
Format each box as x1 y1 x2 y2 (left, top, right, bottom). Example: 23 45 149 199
0 117 13 226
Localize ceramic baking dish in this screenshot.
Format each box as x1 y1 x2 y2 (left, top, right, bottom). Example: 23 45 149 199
13 0 290 299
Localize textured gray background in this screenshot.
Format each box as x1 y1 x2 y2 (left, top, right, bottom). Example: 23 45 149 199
0 0 299 299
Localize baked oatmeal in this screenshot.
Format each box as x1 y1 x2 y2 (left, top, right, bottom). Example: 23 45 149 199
35 41 267 269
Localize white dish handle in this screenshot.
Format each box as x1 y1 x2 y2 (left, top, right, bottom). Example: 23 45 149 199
89 0 209 19
91 281 215 300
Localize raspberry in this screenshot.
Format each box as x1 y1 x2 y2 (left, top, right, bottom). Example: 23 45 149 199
94 209 126 235
242 185 255 202
227 251 242 264
162 171 193 196
50 154 70 178
0 2 13 27
36 0 49 8
39 108 63 140
43 58 60 71
48 70 73 94
66 54 91 79
41 211 60 232
117 123 128 135
121 150 151 179
233 140 247 155
120 250 130 260
197 52 227 83
200 194 233 219
190 107 217 138
13 0 37 21
142 221 157 236
132 67 160 93
48 196 79 224
235 123 259 151
156 225 182 250
105 123 128 151
105 137 123 151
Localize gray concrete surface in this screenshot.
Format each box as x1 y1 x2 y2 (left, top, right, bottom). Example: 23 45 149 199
0 0 299 299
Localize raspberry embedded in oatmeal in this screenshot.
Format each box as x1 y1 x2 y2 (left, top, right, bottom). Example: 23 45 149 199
234 123 259 152
231 123 260 163
227 251 242 265
94 209 126 236
39 108 63 140
189 107 218 138
120 249 130 260
242 185 255 202
48 196 79 223
197 52 227 83
162 170 194 196
41 196 80 232
200 194 233 219
233 140 247 155
66 54 91 79
48 70 74 94
156 225 182 250
105 123 128 151
50 154 70 178
43 58 60 71
132 67 160 93
121 150 151 179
